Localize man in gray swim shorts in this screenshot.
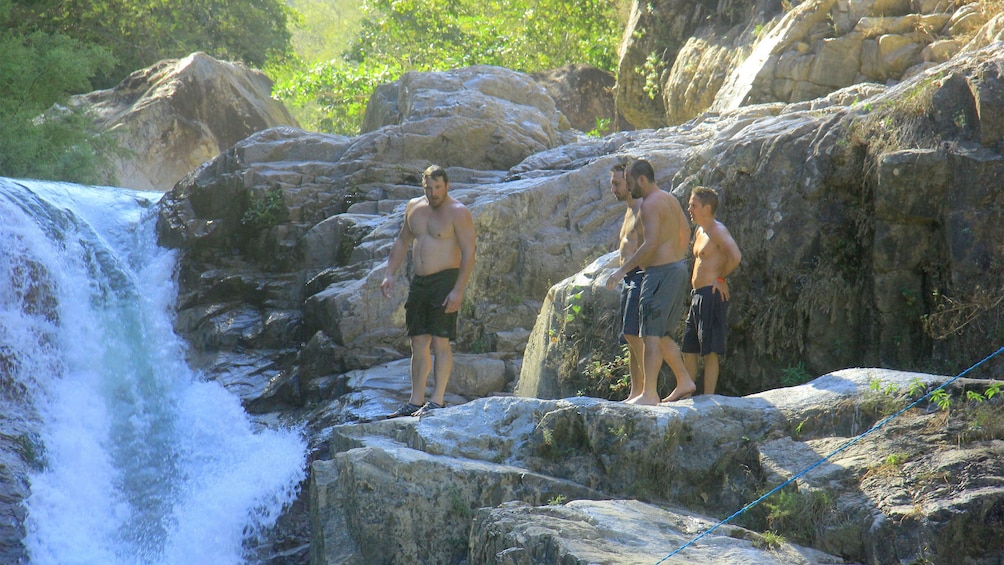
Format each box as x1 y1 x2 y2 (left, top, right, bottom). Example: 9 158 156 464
606 159 696 404
639 260 689 338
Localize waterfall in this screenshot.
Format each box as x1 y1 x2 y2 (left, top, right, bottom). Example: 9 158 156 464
0 178 306 564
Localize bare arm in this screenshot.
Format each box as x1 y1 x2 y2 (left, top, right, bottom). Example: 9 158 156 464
443 205 476 313
708 222 742 300
605 199 659 290
380 201 417 298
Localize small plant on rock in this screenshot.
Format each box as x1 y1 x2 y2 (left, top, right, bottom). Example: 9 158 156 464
780 362 813 386
241 186 285 230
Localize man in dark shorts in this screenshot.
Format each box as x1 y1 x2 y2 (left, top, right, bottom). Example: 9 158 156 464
380 165 476 417
606 159 695 404
682 186 741 395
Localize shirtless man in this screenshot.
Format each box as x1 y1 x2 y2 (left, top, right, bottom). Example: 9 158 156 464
682 187 741 395
381 165 476 418
609 162 645 402
606 159 695 405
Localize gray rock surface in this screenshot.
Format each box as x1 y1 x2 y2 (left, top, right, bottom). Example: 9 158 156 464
307 366 1004 564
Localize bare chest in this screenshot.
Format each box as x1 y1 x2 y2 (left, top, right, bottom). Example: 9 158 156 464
693 230 713 258
409 208 454 240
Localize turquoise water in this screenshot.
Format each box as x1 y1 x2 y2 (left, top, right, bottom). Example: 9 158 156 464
0 179 305 564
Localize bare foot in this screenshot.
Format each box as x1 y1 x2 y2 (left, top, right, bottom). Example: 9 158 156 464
661 384 696 403
626 393 660 406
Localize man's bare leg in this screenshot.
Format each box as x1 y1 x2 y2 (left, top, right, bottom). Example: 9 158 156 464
629 335 664 405
703 353 720 395
661 337 696 402
429 336 453 406
408 334 433 406
623 334 645 402
684 352 700 393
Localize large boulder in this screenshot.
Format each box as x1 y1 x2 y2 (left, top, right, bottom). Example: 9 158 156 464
72 52 299 191
531 64 634 133
358 65 578 170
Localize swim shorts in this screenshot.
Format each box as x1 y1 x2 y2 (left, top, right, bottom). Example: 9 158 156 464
681 285 729 356
639 260 689 338
405 268 459 339
619 267 644 339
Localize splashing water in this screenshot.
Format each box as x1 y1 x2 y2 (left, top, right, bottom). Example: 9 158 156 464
0 178 306 564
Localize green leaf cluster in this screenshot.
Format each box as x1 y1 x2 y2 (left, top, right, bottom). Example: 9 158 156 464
1 0 294 182
271 0 629 135
0 11 117 183
6 0 294 88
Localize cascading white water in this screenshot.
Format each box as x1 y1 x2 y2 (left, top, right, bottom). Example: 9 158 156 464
0 178 306 564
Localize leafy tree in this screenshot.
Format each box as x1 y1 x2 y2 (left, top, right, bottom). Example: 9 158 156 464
7 0 295 89
286 0 363 62
272 0 628 135
0 20 118 183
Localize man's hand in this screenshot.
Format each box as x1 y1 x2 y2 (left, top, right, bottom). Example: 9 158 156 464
712 278 730 301
442 289 463 314
604 268 623 291
380 277 393 298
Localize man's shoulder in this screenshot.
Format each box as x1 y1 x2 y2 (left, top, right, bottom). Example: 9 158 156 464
447 197 473 216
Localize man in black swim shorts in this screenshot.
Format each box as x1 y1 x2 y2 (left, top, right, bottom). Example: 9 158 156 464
406 268 460 340
381 165 477 418
682 186 741 395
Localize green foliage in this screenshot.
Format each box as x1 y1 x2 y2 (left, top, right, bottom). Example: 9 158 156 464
286 0 363 62
929 388 951 411
565 290 584 323
271 0 628 134
754 530 785 550
780 362 813 387
15 433 46 471
586 117 611 138
241 187 286 230
639 51 666 100
581 347 631 399
547 494 567 505
0 27 120 182
960 401 1004 443
7 0 295 89
861 377 910 417
763 489 833 545
1 0 294 181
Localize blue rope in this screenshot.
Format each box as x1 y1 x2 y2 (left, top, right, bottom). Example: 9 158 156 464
654 346 1004 564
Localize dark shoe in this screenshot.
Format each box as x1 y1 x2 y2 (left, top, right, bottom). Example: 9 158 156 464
412 401 444 417
386 402 423 419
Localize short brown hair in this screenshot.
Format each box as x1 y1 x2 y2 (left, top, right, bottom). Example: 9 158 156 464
423 164 449 185
691 186 719 215
627 159 655 183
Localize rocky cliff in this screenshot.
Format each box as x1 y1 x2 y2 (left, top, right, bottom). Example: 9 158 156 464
5 0 1004 563
146 5 1004 562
